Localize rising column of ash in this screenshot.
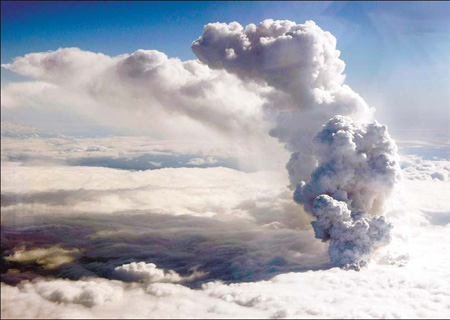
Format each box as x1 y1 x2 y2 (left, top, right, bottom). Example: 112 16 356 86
192 19 401 269
294 116 400 269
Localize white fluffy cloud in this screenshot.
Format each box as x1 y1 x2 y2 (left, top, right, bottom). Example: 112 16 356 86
186 156 218 166
5 246 81 270
115 262 206 283
1 163 291 219
401 155 450 181
2 48 270 143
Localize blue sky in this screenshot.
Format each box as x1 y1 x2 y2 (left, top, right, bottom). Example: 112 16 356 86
2 1 450 130
2 1 449 74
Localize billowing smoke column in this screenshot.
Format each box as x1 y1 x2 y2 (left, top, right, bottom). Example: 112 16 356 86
294 116 400 269
192 19 373 185
193 19 401 269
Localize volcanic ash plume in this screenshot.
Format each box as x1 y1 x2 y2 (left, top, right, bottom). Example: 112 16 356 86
294 116 401 269
192 19 373 184
193 19 401 269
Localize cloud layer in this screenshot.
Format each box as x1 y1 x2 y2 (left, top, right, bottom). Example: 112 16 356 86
2 221 450 319
2 149 450 318
2 17 449 319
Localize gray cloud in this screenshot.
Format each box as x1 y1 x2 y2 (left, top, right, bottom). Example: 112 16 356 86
192 20 401 268
293 116 400 269
192 19 374 183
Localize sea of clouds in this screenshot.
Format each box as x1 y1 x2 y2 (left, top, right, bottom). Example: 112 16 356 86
1 19 450 318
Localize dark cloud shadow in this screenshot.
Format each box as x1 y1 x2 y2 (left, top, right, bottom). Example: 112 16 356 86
1 212 331 288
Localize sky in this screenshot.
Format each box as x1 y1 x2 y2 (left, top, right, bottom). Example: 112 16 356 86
1 2 450 319
2 1 450 132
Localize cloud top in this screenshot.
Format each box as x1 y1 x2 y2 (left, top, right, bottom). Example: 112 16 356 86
192 19 374 185
115 262 206 283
